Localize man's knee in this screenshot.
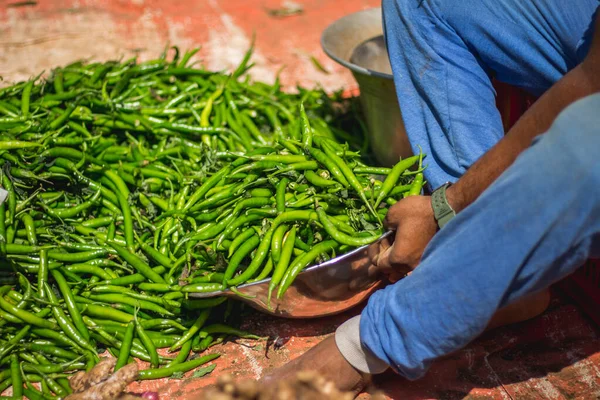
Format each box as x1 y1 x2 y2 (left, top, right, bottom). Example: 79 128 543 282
544 94 600 169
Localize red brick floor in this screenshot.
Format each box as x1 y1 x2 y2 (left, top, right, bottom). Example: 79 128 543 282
124 289 600 400
2 1 600 398
0 0 376 92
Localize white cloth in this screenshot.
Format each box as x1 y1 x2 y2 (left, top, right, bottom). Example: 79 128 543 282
0 189 8 206
335 315 389 374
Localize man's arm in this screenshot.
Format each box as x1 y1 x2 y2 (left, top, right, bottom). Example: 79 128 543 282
378 10 600 271
447 12 600 213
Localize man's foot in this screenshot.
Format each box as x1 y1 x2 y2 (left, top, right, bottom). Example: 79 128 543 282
260 336 370 395
486 289 551 330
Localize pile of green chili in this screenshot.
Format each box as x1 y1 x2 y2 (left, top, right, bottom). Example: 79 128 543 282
0 45 425 398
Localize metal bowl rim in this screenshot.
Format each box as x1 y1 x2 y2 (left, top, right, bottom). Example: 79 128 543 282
187 231 392 301
320 7 394 81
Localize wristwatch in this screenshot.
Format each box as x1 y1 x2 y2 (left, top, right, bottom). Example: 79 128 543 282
431 182 456 229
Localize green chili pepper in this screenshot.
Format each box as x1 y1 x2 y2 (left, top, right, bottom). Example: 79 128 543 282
223 234 261 284
78 303 134 324
407 151 425 196
87 293 174 316
276 177 289 213
0 286 57 329
10 354 23 398
200 86 224 128
374 155 420 207
320 143 379 220
0 325 31 360
63 263 112 280
216 214 263 251
137 354 219 380
140 319 187 331
268 225 296 305
167 339 193 367
35 249 48 301
103 265 166 286
135 317 159 368
169 309 210 352
21 362 86 374
49 102 78 130
227 227 259 258
43 190 101 219
108 241 165 283
22 342 79 361
115 321 135 371
50 269 90 340
270 224 288 264
31 328 85 353
47 248 108 262
316 207 380 246
307 147 349 187
44 283 96 353
183 166 231 211
299 103 313 151
200 324 262 340
277 240 339 298
180 282 224 293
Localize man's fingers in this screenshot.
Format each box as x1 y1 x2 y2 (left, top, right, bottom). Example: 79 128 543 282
383 198 409 230
388 272 405 283
367 235 392 266
383 206 400 230
375 233 413 278
376 245 394 273
376 228 405 273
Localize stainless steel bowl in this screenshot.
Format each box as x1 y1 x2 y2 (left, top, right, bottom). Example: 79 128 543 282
188 232 393 319
321 8 412 166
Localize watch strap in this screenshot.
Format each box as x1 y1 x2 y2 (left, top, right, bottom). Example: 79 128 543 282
431 183 456 229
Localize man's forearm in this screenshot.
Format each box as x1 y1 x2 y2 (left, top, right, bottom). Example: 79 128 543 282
447 37 600 212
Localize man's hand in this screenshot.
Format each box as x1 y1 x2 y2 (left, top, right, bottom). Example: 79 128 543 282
375 195 438 277
260 336 370 395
